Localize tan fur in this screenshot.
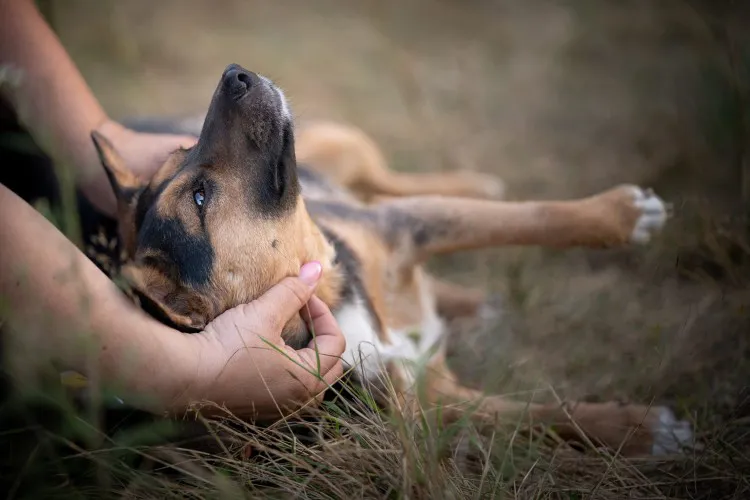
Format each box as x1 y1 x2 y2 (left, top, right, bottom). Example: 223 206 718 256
428 276 488 319
94 130 340 338
312 217 393 342
151 148 190 188
94 101 686 458
154 170 205 237
311 187 672 456
204 197 341 343
296 121 506 202
419 354 666 457
369 185 650 266
293 123 683 457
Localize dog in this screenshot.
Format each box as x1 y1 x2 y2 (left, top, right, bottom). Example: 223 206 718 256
90 63 693 458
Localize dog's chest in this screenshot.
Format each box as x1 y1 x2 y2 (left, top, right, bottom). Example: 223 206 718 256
302 169 446 384
334 284 445 385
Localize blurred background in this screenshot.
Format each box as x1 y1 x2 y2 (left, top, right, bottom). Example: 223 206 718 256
42 0 750 420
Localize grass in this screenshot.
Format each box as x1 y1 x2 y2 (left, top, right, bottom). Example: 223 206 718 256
2 0 750 498
2 353 749 498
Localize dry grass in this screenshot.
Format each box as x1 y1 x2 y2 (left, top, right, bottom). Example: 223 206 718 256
8 364 749 499
4 0 749 498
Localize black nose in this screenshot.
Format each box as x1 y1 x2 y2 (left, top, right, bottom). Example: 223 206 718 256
222 63 254 96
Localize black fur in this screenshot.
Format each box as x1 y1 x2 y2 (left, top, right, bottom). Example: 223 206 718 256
189 64 300 218
307 199 379 226
133 179 167 232
379 204 446 247
138 214 215 288
320 226 385 339
306 197 446 250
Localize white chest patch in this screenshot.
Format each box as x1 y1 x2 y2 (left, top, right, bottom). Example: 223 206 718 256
335 290 446 387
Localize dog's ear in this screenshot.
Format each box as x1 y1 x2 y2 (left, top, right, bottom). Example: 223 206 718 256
91 130 143 204
121 263 212 332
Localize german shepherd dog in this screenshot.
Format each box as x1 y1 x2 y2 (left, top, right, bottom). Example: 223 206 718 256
91 63 693 458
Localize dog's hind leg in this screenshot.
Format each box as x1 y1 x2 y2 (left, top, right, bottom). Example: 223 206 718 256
410 357 694 458
425 275 490 321
295 121 505 201
353 168 506 202
376 184 669 263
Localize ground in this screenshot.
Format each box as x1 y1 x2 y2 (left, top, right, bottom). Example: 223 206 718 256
33 0 750 497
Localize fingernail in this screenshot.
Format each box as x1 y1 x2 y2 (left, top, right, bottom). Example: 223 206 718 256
299 261 322 287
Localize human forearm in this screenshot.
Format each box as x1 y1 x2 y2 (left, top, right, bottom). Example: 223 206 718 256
0 0 117 213
0 183 195 414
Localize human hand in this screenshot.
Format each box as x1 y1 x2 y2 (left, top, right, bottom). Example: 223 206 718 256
97 119 197 182
182 261 346 420
83 120 197 216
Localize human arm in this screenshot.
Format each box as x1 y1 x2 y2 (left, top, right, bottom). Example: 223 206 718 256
0 0 196 216
0 183 345 417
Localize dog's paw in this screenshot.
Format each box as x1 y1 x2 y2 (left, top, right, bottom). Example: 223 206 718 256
629 186 670 245
594 184 670 246
649 406 697 456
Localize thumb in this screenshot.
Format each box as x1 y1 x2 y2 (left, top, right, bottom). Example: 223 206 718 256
244 261 323 332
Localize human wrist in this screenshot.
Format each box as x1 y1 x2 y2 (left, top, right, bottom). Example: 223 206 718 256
152 325 209 415
102 319 206 416
151 327 223 416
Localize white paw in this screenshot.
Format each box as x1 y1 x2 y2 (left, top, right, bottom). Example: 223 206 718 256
629 186 669 244
650 406 697 456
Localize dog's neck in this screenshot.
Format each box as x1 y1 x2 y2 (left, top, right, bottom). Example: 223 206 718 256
295 197 383 330
302 219 345 311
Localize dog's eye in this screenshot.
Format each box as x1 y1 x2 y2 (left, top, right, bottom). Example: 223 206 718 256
193 189 205 207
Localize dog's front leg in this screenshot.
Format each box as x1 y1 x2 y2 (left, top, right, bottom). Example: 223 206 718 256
374 184 669 263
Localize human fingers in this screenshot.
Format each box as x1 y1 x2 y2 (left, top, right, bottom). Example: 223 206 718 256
277 347 344 406
157 133 197 154
298 295 346 382
142 134 197 171
240 261 322 332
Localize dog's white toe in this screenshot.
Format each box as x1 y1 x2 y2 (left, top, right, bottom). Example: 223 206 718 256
650 406 696 456
629 186 668 244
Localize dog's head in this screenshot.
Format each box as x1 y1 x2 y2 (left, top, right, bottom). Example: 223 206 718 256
92 63 335 343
